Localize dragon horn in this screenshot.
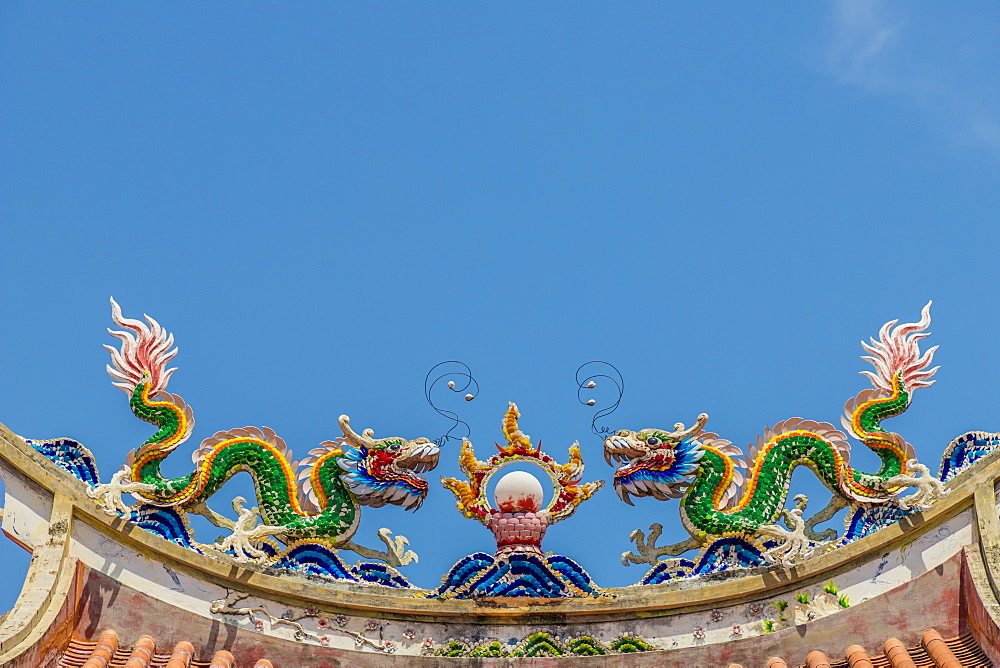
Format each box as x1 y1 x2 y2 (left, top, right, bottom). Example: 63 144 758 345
669 413 709 440
339 415 376 447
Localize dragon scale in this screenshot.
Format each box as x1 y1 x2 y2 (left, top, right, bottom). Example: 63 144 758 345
677 378 910 537
605 303 947 553
89 298 439 554
127 380 358 537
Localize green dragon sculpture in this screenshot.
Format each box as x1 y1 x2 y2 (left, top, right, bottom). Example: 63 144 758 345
88 298 440 565
604 303 949 567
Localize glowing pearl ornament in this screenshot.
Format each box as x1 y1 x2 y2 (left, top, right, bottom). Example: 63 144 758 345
494 470 544 513
440 402 605 560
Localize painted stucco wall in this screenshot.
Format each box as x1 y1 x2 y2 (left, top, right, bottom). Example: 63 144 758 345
3 423 1000 666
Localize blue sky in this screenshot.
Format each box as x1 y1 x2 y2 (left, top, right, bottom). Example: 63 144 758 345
2 2 999 611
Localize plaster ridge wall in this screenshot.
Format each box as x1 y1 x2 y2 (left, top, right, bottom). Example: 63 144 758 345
1 421 995 622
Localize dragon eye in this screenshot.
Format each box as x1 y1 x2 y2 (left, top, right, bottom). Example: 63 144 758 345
646 436 662 446
387 441 402 451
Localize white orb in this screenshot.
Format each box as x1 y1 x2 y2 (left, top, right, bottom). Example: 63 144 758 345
494 470 544 512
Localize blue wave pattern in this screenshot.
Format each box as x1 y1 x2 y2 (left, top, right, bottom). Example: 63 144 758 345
939 431 1000 482
352 562 414 588
634 431 1000 585
436 552 603 598
123 509 414 587
26 437 100 485
271 542 355 579
639 536 771 585
638 503 922 585
128 505 206 553
269 543 413 587
840 503 916 542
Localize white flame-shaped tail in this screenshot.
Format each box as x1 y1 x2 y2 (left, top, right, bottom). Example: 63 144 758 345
860 301 939 396
105 297 179 396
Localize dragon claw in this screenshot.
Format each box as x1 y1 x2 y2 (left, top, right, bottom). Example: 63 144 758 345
621 525 699 567
884 459 950 511
86 465 157 517
208 496 287 564
377 528 418 566
758 496 823 568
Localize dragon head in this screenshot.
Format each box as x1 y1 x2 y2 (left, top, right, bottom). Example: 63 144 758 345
603 413 709 505
336 415 440 510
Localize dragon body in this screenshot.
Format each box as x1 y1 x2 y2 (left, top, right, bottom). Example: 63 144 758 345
89 299 439 560
605 303 948 563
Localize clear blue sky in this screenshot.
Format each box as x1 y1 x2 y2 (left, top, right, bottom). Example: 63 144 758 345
2 2 1000 611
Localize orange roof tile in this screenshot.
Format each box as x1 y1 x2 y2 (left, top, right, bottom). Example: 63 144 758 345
883 638 917 668
124 634 156 667
807 649 833 668
845 644 874 668
772 629 991 668
922 629 963 668
207 649 234 668
57 627 992 668
57 631 275 668
745 630 991 668
80 628 118 668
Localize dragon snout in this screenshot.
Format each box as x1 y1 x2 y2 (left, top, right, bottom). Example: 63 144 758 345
603 436 643 466
397 443 440 474
602 438 620 465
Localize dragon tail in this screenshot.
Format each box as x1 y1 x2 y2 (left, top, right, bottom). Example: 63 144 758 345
106 297 196 500
838 301 939 496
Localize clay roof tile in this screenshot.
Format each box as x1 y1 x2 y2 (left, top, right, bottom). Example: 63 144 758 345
124 634 157 668
922 629 963 668
81 629 119 668
208 649 235 668
164 640 195 668
883 638 917 668
806 649 833 668
63 633 275 668
58 626 993 668
818 630 989 668
844 644 873 668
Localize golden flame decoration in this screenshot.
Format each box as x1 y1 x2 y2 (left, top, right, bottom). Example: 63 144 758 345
441 402 604 525
500 402 536 455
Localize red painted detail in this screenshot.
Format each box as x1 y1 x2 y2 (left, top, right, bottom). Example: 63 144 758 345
497 537 542 548
497 494 541 513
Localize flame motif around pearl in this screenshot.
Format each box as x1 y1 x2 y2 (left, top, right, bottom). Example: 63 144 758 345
441 402 604 525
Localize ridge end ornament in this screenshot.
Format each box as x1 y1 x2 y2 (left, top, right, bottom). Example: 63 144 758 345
605 302 951 574
88 297 441 567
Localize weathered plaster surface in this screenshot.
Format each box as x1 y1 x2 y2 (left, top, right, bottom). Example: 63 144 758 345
65 549 967 666
53 439 978 656
2 421 1000 665
0 456 54 550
